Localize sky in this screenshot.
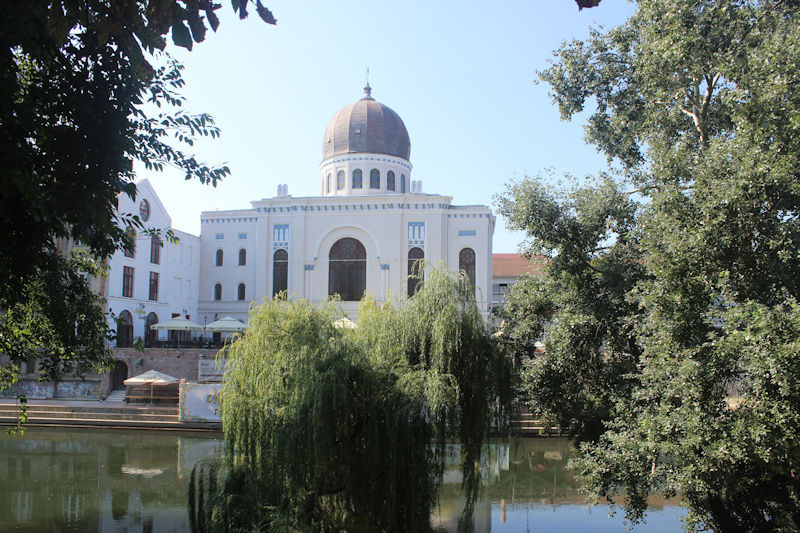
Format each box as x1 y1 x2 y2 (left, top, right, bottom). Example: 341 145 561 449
137 0 636 253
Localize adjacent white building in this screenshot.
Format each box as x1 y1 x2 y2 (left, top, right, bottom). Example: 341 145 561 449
105 179 200 346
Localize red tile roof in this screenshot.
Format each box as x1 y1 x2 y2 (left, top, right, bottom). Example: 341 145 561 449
492 253 546 277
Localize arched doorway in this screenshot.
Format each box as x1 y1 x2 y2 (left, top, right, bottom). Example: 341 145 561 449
328 238 366 301
144 312 158 348
116 311 133 348
111 361 128 390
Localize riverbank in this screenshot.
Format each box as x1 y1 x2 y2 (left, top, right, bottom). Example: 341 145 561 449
0 397 221 432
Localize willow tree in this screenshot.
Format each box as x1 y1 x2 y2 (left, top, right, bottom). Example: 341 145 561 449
189 266 509 532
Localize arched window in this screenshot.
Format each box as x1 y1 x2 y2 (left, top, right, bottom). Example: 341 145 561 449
117 310 133 348
326 173 331 194
215 249 223 266
401 174 406 193
273 249 288 297
407 247 424 297
214 283 222 301
238 248 246 266
459 248 476 288
370 169 380 189
328 238 366 301
352 169 363 189
337 170 345 190
237 283 246 301
144 312 158 348
387 171 396 191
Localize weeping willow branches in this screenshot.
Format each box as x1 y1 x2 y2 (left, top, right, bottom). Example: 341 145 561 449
189 265 510 532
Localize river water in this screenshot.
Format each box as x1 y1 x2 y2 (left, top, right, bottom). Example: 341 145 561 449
0 428 684 532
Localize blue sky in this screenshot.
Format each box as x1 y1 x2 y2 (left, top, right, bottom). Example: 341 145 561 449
138 0 635 253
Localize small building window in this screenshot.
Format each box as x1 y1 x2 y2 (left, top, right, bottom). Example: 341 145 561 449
237 283 246 301
124 228 136 258
215 233 224 240
408 247 424 297
352 169 363 189
370 169 380 189
459 248 476 289
238 233 247 240
387 171 395 191
144 312 158 348
122 266 134 298
326 173 331 193
238 248 247 266
401 174 406 193
148 272 159 301
215 249 223 267
273 249 288 297
337 170 345 190
214 283 222 301
150 235 161 264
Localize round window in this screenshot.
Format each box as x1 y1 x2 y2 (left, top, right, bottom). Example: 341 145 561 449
139 199 151 222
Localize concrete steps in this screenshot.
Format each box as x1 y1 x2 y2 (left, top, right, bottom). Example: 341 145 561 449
0 401 218 432
510 412 568 437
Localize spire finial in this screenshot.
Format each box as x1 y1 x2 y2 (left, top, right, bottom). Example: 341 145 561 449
363 65 373 100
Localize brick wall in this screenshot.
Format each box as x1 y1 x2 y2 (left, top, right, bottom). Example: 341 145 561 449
109 348 223 396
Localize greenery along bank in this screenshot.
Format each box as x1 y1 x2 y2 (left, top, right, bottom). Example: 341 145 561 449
497 1 800 531
189 266 512 532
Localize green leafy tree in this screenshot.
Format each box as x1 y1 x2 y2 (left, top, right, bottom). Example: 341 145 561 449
189 266 510 532
0 1 275 393
500 0 800 529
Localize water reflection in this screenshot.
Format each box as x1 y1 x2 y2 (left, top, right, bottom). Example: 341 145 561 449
0 429 682 532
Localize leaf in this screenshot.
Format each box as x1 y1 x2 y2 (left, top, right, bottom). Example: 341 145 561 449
256 1 277 25
171 22 194 50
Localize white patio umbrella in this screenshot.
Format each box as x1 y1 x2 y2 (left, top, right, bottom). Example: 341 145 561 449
205 316 247 332
124 370 179 404
333 317 356 329
150 317 204 331
123 370 179 385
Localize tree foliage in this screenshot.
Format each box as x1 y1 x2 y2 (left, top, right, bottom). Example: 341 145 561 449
0 1 274 391
499 0 800 530
189 266 510 532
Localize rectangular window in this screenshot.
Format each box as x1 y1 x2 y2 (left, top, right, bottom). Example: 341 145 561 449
122 266 134 298
238 233 247 240
188 246 193 265
150 235 161 264
215 233 224 240
149 272 159 301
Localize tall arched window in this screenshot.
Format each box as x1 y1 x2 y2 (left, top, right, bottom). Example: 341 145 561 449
237 283 246 301
273 249 288 297
407 247 424 297
352 169 363 189
326 173 331 193
328 238 366 301
337 170 345 190
117 310 133 348
238 248 246 266
215 249 223 266
214 283 222 301
387 171 396 191
401 174 406 193
370 169 380 189
459 248 476 288
144 312 158 348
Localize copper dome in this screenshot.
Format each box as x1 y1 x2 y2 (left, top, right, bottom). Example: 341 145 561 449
322 85 410 161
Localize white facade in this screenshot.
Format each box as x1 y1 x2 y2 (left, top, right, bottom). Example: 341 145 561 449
196 86 495 323
105 179 201 343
